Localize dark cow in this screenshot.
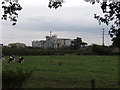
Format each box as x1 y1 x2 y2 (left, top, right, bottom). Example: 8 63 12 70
8 55 15 63
18 57 24 63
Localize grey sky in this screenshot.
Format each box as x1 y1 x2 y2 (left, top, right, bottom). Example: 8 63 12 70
1 0 112 46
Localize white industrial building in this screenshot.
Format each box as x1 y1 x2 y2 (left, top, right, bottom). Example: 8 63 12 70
32 34 72 49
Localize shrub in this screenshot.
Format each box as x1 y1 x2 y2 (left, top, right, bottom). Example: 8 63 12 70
2 67 33 89
91 44 112 55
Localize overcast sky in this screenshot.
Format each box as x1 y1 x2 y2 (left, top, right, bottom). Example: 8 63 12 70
0 0 112 46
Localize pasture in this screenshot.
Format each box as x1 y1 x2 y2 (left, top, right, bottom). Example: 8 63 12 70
2 55 118 88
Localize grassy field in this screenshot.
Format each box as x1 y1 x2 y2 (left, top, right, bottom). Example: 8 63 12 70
2 55 118 88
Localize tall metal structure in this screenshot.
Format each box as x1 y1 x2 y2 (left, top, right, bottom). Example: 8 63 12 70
50 31 52 37
102 28 105 46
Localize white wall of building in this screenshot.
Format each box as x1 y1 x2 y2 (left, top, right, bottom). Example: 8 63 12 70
32 35 72 49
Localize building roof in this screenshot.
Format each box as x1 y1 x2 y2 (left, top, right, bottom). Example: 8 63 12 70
8 43 26 46
57 38 71 40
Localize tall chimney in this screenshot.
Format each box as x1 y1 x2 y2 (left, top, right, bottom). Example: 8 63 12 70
50 31 52 37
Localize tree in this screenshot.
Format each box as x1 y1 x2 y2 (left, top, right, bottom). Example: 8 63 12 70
1 0 22 25
71 37 87 49
91 44 112 55
48 0 64 9
94 2 120 48
85 0 120 48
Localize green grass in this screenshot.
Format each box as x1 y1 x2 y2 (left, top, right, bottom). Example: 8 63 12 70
2 55 118 88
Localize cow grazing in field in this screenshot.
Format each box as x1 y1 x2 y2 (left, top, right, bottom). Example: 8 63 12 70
8 55 15 63
18 57 24 63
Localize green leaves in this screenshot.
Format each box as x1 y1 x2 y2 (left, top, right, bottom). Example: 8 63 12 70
85 0 120 48
48 0 64 9
101 2 107 13
2 67 33 89
94 2 120 48
1 0 22 26
71 37 87 49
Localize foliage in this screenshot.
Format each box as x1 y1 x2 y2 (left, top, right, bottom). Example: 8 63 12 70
91 44 112 55
48 0 64 9
94 2 120 48
1 0 22 25
3 45 118 55
111 28 120 48
85 0 120 48
71 37 87 49
2 67 33 89
2 47 57 56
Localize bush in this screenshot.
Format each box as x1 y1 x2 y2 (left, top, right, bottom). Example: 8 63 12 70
2 46 115 55
91 44 112 55
2 67 33 89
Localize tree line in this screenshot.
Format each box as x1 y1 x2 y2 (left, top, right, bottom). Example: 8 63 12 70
2 37 119 55
2 44 119 56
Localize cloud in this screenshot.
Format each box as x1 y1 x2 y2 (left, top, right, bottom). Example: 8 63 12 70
1 0 112 46
13 15 101 34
